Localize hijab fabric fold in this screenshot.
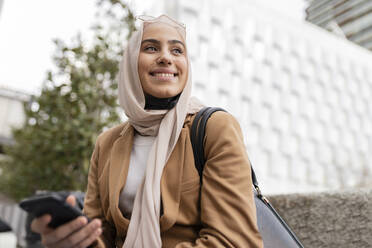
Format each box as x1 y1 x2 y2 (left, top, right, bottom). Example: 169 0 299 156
118 15 203 248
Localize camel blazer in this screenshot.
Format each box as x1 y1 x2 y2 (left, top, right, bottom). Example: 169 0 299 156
83 111 263 248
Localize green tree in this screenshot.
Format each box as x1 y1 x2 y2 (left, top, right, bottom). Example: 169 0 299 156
0 0 135 201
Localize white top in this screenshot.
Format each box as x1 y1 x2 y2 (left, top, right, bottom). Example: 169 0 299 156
119 133 156 219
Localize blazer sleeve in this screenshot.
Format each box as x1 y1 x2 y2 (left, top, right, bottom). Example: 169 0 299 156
175 111 263 248
83 136 116 248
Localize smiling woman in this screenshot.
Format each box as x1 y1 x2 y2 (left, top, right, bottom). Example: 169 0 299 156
30 14 263 248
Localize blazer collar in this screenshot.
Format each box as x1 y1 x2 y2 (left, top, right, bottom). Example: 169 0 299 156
109 122 133 234
108 122 188 234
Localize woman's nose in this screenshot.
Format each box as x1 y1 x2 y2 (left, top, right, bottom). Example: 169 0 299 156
156 51 172 65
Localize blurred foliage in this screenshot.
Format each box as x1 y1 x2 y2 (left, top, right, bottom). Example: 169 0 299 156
0 0 135 201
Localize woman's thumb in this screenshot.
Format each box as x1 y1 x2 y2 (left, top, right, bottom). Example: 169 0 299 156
65 194 76 207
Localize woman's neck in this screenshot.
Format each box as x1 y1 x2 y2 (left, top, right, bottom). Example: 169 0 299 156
144 93 181 110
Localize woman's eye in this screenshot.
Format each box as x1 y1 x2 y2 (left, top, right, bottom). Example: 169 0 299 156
172 48 183 54
144 46 157 52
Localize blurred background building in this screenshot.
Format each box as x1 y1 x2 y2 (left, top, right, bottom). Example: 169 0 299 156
0 0 3 17
0 87 28 157
132 0 372 194
0 0 371 196
0 87 28 246
0 0 372 191
306 0 372 51
1 0 371 195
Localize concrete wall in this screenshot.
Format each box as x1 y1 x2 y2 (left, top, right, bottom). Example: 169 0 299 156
269 189 372 247
134 0 372 194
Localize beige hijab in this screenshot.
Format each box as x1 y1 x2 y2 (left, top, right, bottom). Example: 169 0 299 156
118 15 203 247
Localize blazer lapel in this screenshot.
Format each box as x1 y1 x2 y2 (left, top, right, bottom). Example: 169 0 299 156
159 130 186 232
107 123 187 234
109 123 133 234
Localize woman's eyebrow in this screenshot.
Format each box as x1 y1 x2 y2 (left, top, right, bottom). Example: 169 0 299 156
141 39 160 45
141 39 185 48
168 40 185 47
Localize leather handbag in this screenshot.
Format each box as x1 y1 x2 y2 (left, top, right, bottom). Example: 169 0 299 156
190 107 304 248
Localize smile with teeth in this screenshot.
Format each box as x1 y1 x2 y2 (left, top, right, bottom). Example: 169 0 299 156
150 72 178 80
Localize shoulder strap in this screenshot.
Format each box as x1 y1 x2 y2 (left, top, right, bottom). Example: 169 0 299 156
190 107 260 191
191 107 225 183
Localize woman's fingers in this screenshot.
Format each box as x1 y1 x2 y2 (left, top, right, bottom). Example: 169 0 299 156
41 216 88 247
53 219 102 248
65 195 76 207
75 227 102 248
31 214 52 234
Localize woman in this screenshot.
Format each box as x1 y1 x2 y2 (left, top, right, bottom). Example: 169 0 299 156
31 15 263 248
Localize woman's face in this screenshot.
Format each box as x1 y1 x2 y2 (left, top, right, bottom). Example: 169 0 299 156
138 22 188 98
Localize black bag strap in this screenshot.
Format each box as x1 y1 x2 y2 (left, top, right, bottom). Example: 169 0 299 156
191 107 260 192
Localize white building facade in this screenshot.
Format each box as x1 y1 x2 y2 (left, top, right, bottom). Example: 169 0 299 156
0 87 29 246
132 0 372 194
0 0 3 17
0 87 28 147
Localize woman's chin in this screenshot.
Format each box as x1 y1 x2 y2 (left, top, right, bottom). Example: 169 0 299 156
151 90 181 98
144 84 182 98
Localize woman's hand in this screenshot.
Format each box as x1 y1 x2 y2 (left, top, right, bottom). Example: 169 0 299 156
31 195 102 248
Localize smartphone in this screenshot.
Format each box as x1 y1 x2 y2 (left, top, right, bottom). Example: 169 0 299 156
19 193 87 228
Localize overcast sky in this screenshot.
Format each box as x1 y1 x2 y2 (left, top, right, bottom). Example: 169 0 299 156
0 0 307 94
